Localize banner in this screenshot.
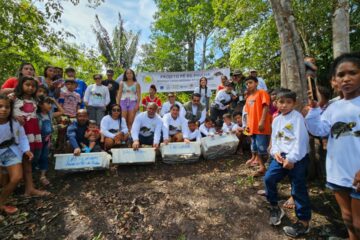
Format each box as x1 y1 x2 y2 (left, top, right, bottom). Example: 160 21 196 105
136 68 230 93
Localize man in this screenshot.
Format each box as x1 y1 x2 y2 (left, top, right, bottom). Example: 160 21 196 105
65 67 87 108
230 69 247 114
183 93 206 124
102 69 119 113
131 103 163 150
160 92 185 117
67 109 101 155
249 69 268 91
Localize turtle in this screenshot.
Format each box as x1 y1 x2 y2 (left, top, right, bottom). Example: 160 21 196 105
140 126 151 133
169 125 178 131
330 121 356 139
353 130 360 137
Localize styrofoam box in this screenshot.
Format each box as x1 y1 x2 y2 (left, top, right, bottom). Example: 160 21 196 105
54 152 111 171
111 148 156 164
160 142 201 163
201 134 239 160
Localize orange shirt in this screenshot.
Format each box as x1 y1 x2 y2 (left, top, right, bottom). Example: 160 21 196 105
245 89 272 135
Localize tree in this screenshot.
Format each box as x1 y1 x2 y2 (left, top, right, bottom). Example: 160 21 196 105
332 0 350 58
93 13 140 70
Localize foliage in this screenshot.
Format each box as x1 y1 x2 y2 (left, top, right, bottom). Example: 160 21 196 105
93 13 140 70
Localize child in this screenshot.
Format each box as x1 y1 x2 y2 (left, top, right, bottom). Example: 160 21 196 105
81 120 101 153
36 85 49 98
37 96 64 186
233 112 250 155
187 120 201 142
0 94 33 214
244 76 272 177
214 119 223 135
264 90 311 237
222 113 236 134
305 53 360 240
199 117 215 137
13 76 49 196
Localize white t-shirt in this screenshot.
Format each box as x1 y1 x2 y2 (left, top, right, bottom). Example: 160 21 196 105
0 120 30 159
271 110 309 163
199 123 215 137
162 113 189 140
160 101 185 117
131 112 163 144
213 90 233 110
188 129 201 142
222 122 236 133
257 77 268 91
100 115 128 139
305 96 360 188
84 84 110 107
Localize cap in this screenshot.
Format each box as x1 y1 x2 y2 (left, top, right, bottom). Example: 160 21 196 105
65 67 75 73
106 69 114 74
231 69 242 76
64 78 77 84
224 80 234 87
249 69 257 73
168 92 176 97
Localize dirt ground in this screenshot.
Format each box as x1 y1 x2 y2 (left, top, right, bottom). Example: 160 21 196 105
0 152 348 240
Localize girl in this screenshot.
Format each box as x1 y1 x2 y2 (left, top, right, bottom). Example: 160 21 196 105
116 69 141 129
305 52 360 240
194 77 212 112
1 62 36 95
0 94 33 214
100 104 129 151
37 96 64 186
13 76 49 196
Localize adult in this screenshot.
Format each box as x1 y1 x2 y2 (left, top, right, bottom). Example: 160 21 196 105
183 93 206 124
67 110 101 155
1 62 35 95
231 69 247 113
216 75 228 93
131 103 163 150
116 68 141 129
102 69 119 113
84 74 110 125
160 92 185 117
141 84 162 112
41 66 61 98
249 69 268 91
210 81 237 123
100 104 128 150
162 104 190 144
194 77 212 112
65 67 87 108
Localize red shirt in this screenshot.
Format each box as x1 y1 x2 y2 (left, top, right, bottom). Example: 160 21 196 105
217 85 225 91
1 77 18 89
141 95 162 108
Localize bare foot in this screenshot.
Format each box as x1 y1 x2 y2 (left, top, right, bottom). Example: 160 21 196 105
24 188 51 197
245 157 255 165
40 176 50 186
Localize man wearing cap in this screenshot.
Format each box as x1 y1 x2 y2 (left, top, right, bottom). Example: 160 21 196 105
65 67 87 109
183 93 206 124
160 92 185 117
210 81 237 122
249 69 268 91
230 69 247 114
102 69 119 113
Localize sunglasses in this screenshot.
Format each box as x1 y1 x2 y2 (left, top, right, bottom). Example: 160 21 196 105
112 108 121 112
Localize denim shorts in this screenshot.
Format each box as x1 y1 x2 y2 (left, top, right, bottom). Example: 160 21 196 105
326 182 360 200
0 148 22 167
250 134 270 155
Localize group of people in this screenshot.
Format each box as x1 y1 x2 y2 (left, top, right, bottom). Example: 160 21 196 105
0 52 359 239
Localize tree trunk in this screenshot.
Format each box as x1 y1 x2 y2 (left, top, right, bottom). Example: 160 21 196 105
201 34 208 70
187 35 196 71
269 0 307 107
332 0 350 58
280 55 288 88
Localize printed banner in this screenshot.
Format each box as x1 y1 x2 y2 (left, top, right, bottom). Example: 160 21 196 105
136 68 230 93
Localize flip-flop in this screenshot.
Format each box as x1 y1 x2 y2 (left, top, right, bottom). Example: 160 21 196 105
0 205 18 214
40 177 50 186
283 198 295 209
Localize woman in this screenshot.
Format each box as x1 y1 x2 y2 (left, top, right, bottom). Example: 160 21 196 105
217 75 228 93
41 66 61 98
1 62 36 95
100 104 129 150
83 74 110 125
116 69 141 129
194 77 211 112
162 104 190 144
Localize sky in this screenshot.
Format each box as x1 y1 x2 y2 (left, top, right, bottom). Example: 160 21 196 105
36 0 157 62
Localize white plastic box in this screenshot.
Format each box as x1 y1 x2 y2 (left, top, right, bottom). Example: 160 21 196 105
54 152 111 171
111 148 156 164
201 134 239 160
160 142 201 164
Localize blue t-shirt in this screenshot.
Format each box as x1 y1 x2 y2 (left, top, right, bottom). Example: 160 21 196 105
75 79 87 109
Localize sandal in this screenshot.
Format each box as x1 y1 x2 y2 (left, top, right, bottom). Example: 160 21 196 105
283 197 295 209
0 205 18 214
40 176 50 186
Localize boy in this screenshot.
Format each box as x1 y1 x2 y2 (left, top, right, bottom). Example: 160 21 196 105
199 117 215 137
264 90 311 237
81 120 101 153
244 76 272 176
222 113 236 133
233 112 249 155
187 120 201 142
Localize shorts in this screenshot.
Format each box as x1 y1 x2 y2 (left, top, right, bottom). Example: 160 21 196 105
250 134 269 156
326 182 360 200
120 99 137 111
0 148 22 167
